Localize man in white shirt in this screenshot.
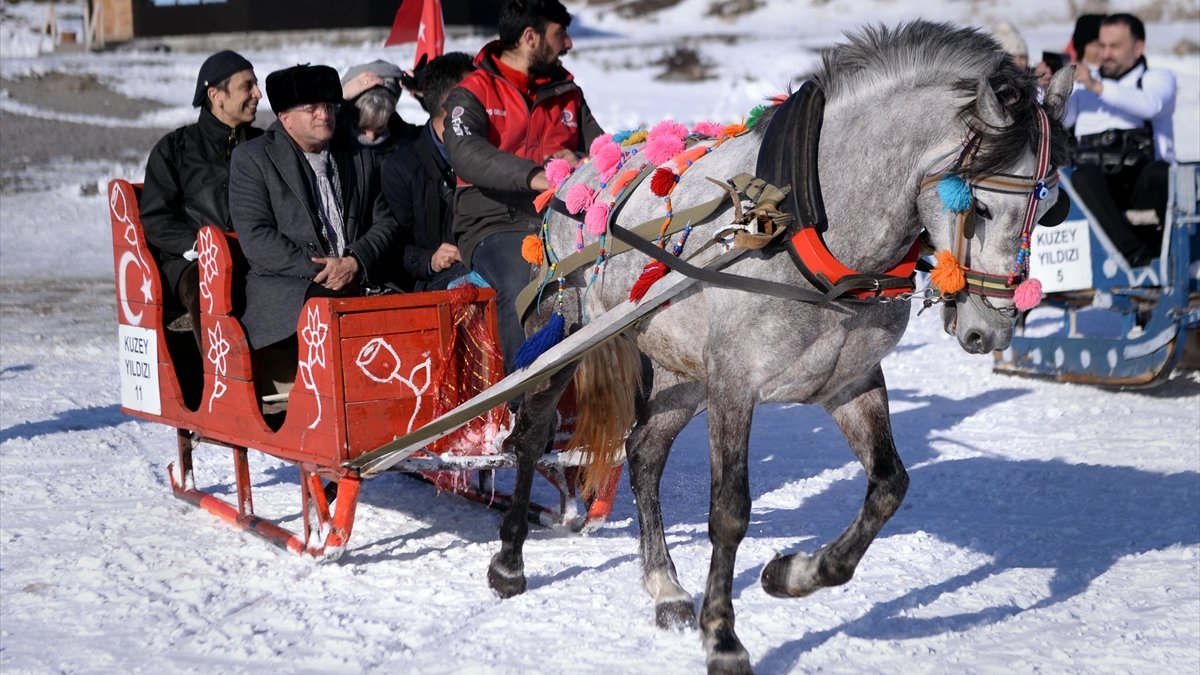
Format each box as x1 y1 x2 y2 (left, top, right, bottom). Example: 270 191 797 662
1063 13 1176 267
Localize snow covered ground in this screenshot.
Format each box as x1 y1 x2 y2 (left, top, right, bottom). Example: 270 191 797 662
1 1 1198 673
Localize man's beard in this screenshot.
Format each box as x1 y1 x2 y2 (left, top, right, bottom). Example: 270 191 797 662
529 44 562 79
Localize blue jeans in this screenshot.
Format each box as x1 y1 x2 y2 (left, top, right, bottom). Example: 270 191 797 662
469 230 535 374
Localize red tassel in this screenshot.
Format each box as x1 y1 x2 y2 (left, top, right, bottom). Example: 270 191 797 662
629 261 668 301
533 187 555 213
650 167 676 197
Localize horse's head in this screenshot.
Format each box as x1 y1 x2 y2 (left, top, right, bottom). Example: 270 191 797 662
916 65 1075 354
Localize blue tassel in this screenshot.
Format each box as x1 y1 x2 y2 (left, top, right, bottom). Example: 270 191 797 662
612 129 633 144
937 174 973 213
513 312 565 370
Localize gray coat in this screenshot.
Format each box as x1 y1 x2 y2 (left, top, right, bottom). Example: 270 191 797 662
229 120 400 348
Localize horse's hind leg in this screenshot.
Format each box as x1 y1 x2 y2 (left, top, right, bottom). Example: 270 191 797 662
487 363 577 598
700 383 755 674
626 367 706 630
761 366 909 598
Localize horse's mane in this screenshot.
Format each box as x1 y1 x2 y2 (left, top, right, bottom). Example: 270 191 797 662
781 21 1069 176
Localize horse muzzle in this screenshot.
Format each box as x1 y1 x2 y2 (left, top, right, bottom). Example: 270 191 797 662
941 293 1016 354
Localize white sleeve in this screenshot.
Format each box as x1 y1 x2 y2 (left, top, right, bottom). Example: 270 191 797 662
1098 67 1176 120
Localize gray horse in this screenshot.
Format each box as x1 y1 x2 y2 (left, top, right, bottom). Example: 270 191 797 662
487 21 1075 674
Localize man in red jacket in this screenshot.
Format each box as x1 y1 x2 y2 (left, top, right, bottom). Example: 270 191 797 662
444 0 603 373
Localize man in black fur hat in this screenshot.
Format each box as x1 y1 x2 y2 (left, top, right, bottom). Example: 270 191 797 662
229 64 402 366
140 50 262 351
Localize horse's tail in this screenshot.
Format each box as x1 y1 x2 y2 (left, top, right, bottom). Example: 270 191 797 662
569 334 642 497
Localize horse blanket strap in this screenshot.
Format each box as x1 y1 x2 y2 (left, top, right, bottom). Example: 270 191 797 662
757 80 919 301
607 215 837 307
515 171 752 320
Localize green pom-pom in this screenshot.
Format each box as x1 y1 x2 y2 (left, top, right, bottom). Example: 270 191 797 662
746 104 768 130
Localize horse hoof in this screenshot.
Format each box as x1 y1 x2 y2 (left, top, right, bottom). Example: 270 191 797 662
761 555 817 598
487 556 527 599
655 599 697 630
761 556 794 598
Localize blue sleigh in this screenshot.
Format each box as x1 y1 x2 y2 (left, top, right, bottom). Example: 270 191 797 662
993 162 1200 386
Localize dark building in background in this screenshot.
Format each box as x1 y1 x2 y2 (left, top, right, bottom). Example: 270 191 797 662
90 0 501 42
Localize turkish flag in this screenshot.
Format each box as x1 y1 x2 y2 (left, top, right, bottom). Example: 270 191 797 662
384 0 445 71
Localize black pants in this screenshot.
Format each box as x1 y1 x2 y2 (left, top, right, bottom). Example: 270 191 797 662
1071 161 1168 265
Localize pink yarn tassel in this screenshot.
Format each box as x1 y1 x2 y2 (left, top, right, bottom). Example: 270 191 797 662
593 143 622 176
589 133 614 156
564 183 595 214
643 136 684 164
545 159 572 188
648 119 688 142
1013 278 1043 311
692 121 724 137
584 202 610 236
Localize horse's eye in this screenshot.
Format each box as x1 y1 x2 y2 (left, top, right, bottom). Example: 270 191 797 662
975 201 992 219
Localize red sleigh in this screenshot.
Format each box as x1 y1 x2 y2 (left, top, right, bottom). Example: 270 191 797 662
109 179 620 559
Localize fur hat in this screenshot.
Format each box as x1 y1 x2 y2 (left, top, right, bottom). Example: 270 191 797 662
992 22 1028 60
341 59 405 99
192 50 254 107
265 64 344 115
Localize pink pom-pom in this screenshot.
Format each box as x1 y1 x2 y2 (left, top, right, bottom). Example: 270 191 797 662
692 121 724 137
593 143 622 176
1013 277 1043 311
648 119 688 143
545 159 572 188
599 160 621 183
564 183 595 214
589 134 614 156
584 202 610 236
643 136 684 165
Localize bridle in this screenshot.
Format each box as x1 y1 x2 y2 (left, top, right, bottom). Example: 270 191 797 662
918 106 1056 308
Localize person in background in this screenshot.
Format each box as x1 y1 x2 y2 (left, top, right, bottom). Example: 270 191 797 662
339 59 420 173
992 21 1029 69
1036 14 1104 89
140 50 262 350
1063 13 1177 267
380 52 476 292
443 0 604 373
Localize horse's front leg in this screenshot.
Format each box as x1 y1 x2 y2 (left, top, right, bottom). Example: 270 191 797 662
487 364 577 598
626 366 706 630
761 365 909 597
700 383 754 674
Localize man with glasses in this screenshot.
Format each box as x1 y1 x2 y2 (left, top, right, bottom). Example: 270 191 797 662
140 50 262 351
229 64 402 377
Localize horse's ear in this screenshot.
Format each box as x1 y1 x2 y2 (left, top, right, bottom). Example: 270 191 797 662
975 77 1011 128
1043 65 1075 122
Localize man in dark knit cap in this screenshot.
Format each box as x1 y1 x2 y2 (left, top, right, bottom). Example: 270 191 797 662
229 64 402 370
140 49 262 352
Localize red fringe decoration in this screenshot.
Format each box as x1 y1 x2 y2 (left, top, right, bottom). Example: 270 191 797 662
650 167 676 197
533 187 555 213
628 261 668 301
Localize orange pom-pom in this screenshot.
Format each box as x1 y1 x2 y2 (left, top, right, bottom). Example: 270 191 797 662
533 187 555 213
521 234 545 265
930 249 965 295
721 122 747 138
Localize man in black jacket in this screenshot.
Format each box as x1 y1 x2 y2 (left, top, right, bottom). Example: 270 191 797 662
229 64 402 353
380 53 475 291
140 50 262 349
